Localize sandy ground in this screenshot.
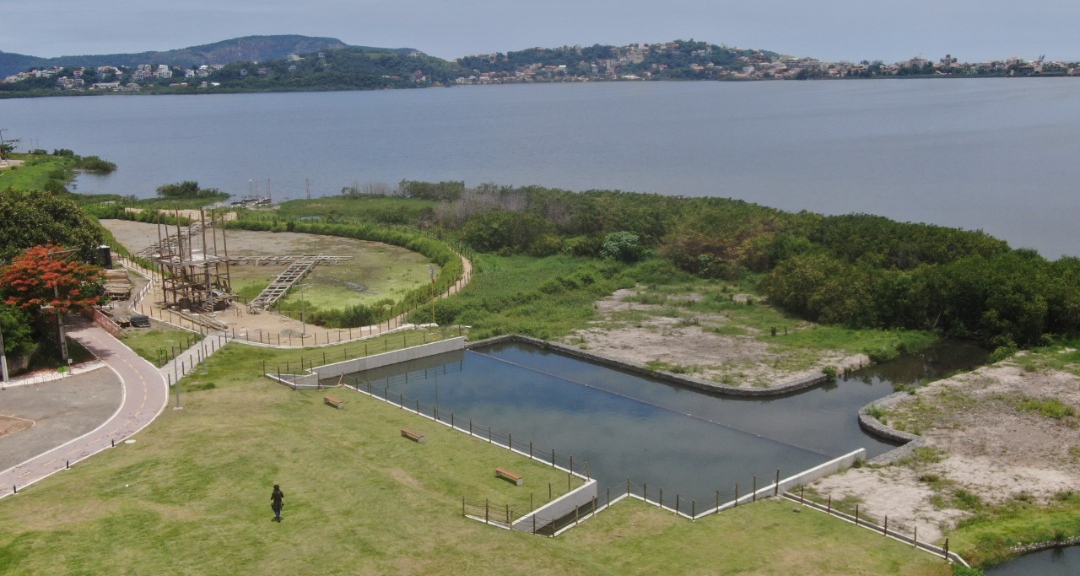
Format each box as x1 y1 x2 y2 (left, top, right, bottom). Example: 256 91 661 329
813 357 1080 542
0 415 34 438
560 288 868 390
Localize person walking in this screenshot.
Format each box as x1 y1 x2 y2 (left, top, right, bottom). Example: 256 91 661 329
271 484 285 522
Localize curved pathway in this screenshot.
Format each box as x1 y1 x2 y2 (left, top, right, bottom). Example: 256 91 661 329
0 317 168 500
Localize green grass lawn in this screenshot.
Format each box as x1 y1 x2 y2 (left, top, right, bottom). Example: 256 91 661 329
120 323 204 367
0 155 74 191
219 235 435 314
0 340 955 575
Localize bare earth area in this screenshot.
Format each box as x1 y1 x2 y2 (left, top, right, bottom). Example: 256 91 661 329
813 357 1080 542
0 415 34 438
101 219 471 345
560 288 868 390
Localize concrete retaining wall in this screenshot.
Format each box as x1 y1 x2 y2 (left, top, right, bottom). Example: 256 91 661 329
467 335 834 397
771 448 866 496
857 392 926 465
285 337 465 387
512 479 598 533
687 448 867 520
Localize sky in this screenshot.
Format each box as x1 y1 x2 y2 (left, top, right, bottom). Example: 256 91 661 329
2 0 1076 64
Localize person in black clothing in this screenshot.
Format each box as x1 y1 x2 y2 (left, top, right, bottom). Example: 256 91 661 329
271 484 285 522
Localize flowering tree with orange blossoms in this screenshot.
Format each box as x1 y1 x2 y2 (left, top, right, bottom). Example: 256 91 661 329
1 244 104 315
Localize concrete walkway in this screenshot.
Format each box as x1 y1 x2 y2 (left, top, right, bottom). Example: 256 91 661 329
0 318 168 500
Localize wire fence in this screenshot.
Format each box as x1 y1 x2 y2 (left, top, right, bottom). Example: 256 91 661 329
341 374 591 480
326 371 858 537
331 372 599 534
113 248 470 348
462 494 603 536
782 488 970 567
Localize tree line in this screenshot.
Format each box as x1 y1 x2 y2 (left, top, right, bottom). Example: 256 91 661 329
384 181 1071 352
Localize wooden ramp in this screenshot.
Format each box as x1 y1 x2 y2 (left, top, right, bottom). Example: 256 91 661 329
249 260 316 309
247 255 351 310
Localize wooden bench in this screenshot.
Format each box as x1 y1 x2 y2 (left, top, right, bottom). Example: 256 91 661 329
324 395 344 409
495 467 523 486
400 428 425 443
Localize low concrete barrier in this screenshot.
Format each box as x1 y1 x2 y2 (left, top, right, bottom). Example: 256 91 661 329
856 392 926 465
511 479 598 533
467 335 833 397
280 337 465 388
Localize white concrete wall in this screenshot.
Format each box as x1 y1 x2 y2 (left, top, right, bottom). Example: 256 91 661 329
693 448 867 518
288 337 465 387
512 479 598 533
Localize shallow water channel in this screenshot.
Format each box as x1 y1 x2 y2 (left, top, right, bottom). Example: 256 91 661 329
330 339 986 510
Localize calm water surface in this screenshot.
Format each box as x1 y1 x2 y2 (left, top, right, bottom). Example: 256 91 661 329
985 546 1080 575
333 340 986 506
3 79 1080 257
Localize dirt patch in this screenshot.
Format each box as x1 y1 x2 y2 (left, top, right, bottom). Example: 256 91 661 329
0 415 34 438
560 288 867 389
813 359 1080 542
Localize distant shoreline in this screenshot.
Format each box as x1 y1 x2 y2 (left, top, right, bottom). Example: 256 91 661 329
2 72 1075 101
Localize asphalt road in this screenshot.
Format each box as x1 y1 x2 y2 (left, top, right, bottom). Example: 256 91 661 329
0 317 168 499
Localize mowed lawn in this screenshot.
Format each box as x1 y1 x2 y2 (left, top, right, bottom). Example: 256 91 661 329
0 343 952 576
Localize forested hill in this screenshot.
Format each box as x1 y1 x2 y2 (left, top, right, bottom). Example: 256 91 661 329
0 35 424 78
206 47 464 92
458 40 779 80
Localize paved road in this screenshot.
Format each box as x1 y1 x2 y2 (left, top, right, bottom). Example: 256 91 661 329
0 317 168 499
0 367 122 471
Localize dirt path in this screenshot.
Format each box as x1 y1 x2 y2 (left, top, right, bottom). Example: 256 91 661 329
103 219 472 346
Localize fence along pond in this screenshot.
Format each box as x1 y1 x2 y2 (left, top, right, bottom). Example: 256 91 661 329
322 339 988 514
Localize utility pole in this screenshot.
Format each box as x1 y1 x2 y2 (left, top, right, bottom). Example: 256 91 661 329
0 323 9 383
429 265 436 325
298 284 309 337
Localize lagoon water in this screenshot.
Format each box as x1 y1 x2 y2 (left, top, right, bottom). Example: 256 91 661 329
3 79 1080 257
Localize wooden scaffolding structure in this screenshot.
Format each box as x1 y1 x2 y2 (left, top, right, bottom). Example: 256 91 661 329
151 208 236 313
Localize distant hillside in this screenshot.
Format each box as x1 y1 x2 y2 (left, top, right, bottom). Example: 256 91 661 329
0 51 47 78
0 35 423 77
